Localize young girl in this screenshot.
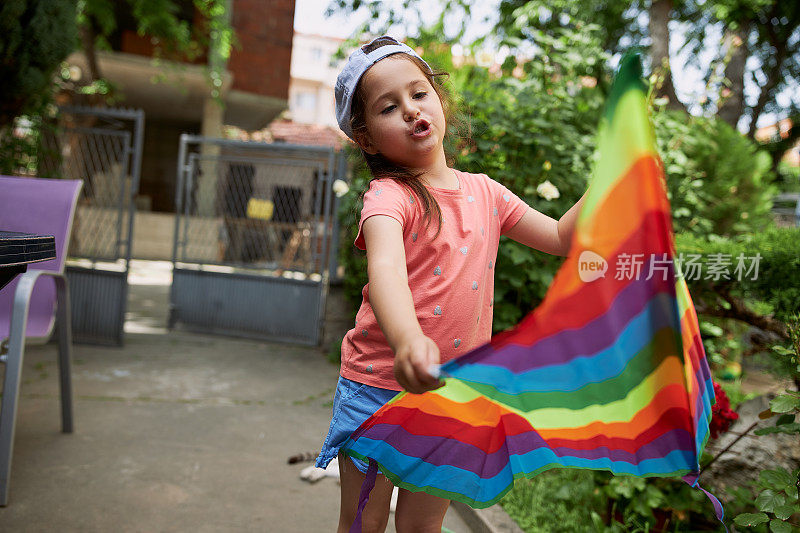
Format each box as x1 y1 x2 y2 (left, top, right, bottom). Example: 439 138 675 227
316 35 586 532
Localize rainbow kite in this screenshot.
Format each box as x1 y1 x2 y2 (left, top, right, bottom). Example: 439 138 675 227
342 54 716 510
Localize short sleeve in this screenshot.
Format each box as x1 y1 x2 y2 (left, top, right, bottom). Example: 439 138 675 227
354 179 410 250
486 176 529 234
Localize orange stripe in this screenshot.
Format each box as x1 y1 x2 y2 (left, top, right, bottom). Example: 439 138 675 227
537 156 671 304
387 380 691 443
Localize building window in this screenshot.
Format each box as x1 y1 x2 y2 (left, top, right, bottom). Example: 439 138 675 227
310 47 323 62
295 92 317 110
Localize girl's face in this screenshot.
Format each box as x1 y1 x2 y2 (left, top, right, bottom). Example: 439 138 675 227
356 56 446 169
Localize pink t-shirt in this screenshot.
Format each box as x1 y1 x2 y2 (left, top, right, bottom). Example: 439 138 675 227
340 168 529 390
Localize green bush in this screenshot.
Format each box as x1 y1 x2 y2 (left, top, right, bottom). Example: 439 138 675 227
676 228 800 323
655 112 776 237
500 470 605 532
336 154 370 321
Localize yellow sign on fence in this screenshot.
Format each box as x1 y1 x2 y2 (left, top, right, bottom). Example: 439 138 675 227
246 198 274 220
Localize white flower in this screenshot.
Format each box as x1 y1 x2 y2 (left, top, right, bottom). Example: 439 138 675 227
536 180 560 201
332 179 350 197
476 50 494 68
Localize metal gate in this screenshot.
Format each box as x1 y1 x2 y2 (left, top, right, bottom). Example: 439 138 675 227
39 106 144 345
169 135 342 345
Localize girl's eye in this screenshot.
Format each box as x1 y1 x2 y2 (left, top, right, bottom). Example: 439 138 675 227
413 91 427 99
380 105 396 115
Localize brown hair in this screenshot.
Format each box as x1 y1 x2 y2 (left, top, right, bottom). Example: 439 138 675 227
350 37 456 238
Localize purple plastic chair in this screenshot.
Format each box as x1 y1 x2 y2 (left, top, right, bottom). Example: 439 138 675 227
0 176 82 506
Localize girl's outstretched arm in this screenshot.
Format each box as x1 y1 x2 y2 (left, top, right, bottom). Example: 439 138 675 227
362 214 442 394
505 194 586 256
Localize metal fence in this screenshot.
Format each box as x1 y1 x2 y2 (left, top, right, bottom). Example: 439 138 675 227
39 106 144 345
169 135 343 345
772 192 800 227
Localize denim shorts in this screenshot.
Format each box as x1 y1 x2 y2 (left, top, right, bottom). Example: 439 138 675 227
316 376 399 474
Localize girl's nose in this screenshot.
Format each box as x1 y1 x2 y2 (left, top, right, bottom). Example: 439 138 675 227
403 105 420 122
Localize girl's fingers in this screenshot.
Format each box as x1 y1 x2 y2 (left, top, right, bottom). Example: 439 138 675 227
411 345 440 391
412 360 437 389
398 357 423 394
395 336 441 394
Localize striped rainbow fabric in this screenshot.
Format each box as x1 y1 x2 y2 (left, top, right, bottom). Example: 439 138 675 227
341 53 715 508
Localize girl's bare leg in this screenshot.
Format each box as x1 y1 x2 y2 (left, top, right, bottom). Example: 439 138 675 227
394 488 450 533
337 453 394 533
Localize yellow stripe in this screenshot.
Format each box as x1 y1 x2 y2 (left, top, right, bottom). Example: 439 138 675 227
434 355 686 429
579 88 656 227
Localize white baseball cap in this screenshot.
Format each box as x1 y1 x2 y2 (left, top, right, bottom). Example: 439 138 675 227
335 36 432 140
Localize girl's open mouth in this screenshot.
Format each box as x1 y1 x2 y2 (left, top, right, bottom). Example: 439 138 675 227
411 119 431 138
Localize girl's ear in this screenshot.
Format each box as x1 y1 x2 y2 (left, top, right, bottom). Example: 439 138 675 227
354 130 378 155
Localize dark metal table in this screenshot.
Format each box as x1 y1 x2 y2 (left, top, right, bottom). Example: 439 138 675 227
0 231 56 291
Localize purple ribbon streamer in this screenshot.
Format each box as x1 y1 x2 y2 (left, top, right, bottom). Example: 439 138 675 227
349 459 379 533
683 473 728 532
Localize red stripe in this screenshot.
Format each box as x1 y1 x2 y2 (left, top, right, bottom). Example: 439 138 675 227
544 406 692 452
491 208 674 350
369 385 691 454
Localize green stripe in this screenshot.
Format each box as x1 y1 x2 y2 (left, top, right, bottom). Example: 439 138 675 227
579 53 655 225
433 354 686 429
436 354 685 430
459 327 681 411
602 52 648 124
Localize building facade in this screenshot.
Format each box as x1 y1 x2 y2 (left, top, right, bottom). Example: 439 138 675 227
66 0 296 213
287 32 345 128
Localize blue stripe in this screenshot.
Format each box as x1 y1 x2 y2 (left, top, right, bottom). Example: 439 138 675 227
348 438 696 505
693 375 715 457
445 293 676 393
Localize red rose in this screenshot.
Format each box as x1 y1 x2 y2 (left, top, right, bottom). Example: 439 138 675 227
709 382 739 440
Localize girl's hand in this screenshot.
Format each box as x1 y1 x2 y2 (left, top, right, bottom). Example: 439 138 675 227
393 334 443 394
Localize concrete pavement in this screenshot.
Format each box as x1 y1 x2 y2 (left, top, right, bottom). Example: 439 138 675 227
0 262 479 532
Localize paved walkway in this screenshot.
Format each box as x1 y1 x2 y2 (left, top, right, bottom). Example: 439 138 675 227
0 262 473 532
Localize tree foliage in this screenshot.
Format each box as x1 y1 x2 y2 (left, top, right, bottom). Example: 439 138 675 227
331 0 800 165
77 0 234 102
655 110 775 236
0 0 77 128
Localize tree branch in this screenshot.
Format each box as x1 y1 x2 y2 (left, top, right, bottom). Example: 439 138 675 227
79 21 101 83
648 0 687 112
746 9 790 138
695 290 790 340
717 23 750 128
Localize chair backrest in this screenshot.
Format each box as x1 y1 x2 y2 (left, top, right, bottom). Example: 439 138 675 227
0 176 82 340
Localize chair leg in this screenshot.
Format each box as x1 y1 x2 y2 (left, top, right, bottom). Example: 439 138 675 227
0 290 31 507
53 276 73 434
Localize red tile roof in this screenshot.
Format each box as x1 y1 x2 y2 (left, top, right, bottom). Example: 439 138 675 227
267 119 348 149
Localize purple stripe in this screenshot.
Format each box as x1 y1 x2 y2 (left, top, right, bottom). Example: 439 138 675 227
447 273 678 374
362 422 695 479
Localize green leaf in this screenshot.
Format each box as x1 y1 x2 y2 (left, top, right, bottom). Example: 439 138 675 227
700 322 724 337
776 414 796 426
769 519 793 533
773 504 796 521
755 423 800 436
756 489 786 513
771 395 800 414
772 345 793 356
760 469 795 491
734 513 769 526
